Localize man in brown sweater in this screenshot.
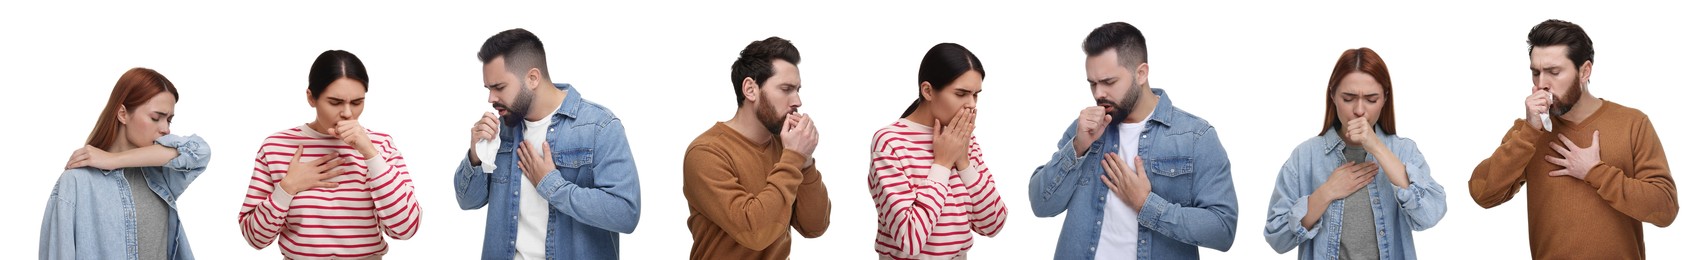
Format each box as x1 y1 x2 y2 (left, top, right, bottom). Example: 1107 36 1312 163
1470 19 1679 259
683 36 831 260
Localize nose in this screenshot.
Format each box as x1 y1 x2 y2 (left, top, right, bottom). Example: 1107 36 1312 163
789 93 803 110
158 121 171 135
489 91 500 104
340 105 353 120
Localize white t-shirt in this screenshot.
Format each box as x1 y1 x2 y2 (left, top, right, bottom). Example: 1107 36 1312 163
515 108 557 260
1095 111 1153 260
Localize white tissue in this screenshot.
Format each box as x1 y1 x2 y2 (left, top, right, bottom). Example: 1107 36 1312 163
1539 92 1554 132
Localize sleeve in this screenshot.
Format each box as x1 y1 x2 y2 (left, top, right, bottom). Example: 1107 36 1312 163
1581 117 1678 226
1390 138 1447 231
534 119 643 234
238 143 291 249
1469 120 1542 208
453 151 491 210
1263 148 1319 253
1137 127 1238 252
40 174 78 260
683 144 805 251
145 134 212 201
869 141 953 258
790 162 832 238
363 135 422 239
962 140 1008 237
1027 121 1095 217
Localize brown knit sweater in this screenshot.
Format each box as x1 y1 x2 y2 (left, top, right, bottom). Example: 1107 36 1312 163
683 122 831 260
1469 99 1679 259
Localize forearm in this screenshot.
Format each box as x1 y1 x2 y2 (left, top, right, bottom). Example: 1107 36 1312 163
1469 120 1541 208
1300 194 1328 229
453 154 491 210
110 145 177 169
791 167 831 238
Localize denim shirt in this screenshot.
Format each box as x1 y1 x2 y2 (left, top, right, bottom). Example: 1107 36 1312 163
1028 89 1239 260
1262 127 1447 260
455 83 642 259
40 134 211 260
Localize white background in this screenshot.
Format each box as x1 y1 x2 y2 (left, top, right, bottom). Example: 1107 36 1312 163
3 1 1696 259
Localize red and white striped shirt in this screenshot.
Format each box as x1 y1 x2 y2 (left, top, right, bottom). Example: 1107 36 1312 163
868 119 1008 260
239 125 421 259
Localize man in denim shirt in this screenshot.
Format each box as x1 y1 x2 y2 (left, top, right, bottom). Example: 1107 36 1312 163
1028 22 1238 260
455 28 642 260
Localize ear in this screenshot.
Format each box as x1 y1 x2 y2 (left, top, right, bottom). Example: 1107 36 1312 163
526 68 544 91
1577 60 1593 87
116 105 130 125
741 77 760 104
305 89 317 108
919 81 936 102
1134 62 1151 87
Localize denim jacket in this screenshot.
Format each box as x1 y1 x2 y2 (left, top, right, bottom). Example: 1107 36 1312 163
40 134 211 260
1262 127 1446 260
1028 89 1239 260
455 83 642 259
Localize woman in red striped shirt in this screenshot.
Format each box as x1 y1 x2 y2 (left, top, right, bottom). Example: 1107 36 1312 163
238 50 421 259
868 43 1008 260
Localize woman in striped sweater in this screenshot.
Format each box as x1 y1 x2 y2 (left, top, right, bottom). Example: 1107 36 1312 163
238 50 421 259
868 43 1008 260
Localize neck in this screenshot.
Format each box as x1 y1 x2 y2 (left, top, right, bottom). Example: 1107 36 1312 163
108 135 136 153
526 85 567 122
1560 91 1602 123
903 106 935 129
1123 85 1159 123
727 106 773 145
308 119 336 135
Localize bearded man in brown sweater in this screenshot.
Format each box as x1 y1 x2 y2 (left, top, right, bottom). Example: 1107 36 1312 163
1469 19 1679 259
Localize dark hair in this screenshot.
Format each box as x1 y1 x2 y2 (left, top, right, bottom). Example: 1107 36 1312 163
902 43 985 117
1082 22 1148 71
478 28 552 82
729 37 801 107
87 68 178 149
1527 19 1594 69
307 50 369 99
1319 48 1396 136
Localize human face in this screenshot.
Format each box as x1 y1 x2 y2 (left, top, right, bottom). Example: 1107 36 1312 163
1086 50 1141 123
924 70 982 126
751 59 801 134
118 92 177 149
484 57 536 127
309 78 366 128
1530 46 1585 116
1334 71 1385 135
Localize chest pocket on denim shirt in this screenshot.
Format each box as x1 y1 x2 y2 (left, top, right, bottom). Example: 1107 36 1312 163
493 145 516 184
553 146 596 184
1145 156 1195 203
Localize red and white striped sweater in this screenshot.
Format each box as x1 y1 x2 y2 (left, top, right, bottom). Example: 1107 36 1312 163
239 125 421 259
868 119 1008 260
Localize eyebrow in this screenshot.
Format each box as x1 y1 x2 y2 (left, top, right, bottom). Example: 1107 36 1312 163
152 111 170 118
782 83 800 89
485 82 505 89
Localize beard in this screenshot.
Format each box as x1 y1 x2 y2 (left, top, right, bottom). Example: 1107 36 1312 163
1550 80 1582 117
499 86 536 127
756 92 789 135
1098 85 1143 124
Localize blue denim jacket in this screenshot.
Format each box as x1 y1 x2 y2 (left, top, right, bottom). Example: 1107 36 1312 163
40 135 211 260
1262 127 1446 260
455 83 642 259
1029 89 1239 260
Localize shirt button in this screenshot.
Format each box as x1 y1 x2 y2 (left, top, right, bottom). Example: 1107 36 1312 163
1141 135 1147 139
1140 239 1147 244
1096 221 1102 226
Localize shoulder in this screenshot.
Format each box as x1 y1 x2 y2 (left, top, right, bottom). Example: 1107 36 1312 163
1163 106 1218 134
573 97 623 125
51 168 105 198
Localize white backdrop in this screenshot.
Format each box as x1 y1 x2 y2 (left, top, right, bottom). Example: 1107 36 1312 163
3 1 1696 259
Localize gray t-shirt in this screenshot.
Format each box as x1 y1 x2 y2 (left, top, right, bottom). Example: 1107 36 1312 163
126 169 169 260
1339 185 1379 260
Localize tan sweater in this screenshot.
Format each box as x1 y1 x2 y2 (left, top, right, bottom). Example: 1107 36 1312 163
1469 99 1678 259
683 122 831 260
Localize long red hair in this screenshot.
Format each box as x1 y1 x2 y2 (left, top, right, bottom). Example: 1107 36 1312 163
86 68 178 149
1319 48 1396 136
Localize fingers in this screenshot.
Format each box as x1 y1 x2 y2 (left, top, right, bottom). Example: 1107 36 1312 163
1557 134 1579 150
310 148 338 165
1101 175 1119 193
1547 169 1570 177
1130 152 1144 177
933 119 944 136
317 157 346 173
539 141 553 159
1549 142 1570 156
1544 155 1569 167
291 145 305 162
316 182 340 189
